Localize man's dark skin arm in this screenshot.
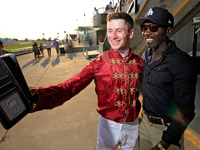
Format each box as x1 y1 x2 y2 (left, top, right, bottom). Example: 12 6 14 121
151 140 170 150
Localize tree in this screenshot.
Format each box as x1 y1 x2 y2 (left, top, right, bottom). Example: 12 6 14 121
25 38 28 41
42 38 46 41
13 38 18 41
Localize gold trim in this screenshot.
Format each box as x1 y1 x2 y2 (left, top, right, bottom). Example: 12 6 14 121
114 88 137 94
114 88 127 94
114 100 127 108
109 58 138 65
127 59 138 65
129 88 138 94
116 59 122 64
111 72 126 79
112 73 139 80
109 58 116 64
130 100 136 107
129 73 139 79
109 58 122 64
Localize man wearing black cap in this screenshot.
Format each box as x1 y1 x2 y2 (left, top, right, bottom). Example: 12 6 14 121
135 7 197 150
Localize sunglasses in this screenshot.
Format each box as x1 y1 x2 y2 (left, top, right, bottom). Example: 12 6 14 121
140 24 166 32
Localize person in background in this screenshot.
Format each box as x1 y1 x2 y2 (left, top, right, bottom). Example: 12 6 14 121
78 37 81 45
53 39 60 56
114 3 118 12
98 35 105 43
88 38 93 50
135 7 197 150
33 41 40 59
69 40 73 52
108 1 113 13
46 39 51 57
30 12 143 150
104 5 109 13
39 43 44 57
93 7 99 15
64 39 69 53
0 40 9 56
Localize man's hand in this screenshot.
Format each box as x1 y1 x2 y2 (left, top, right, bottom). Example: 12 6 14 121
29 87 38 109
151 145 160 150
30 87 37 96
151 140 170 150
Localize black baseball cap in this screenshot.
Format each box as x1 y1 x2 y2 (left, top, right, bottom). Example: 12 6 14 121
135 7 174 28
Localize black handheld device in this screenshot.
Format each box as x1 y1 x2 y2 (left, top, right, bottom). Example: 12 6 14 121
0 53 34 129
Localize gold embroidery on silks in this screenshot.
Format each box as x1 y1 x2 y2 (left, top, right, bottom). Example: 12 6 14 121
112 72 119 79
114 88 127 94
114 88 138 94
115 59 122 64
109 58 116 64
119 73 125 79
114 100 127 108
129 88 138 94
129 73 139 79
111 73 126 79
130 100 136 107
109 58 122 64
127 59 138 65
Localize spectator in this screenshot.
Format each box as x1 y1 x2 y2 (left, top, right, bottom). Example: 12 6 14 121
33 41 40 59
98 35 105 42
64 39 69 53
53 39 60 56
0 40 9 56
30 12 143 149
69 40 73 52
114 3 118 12
93 7 99 15
78 37 81 45
46 39 51 57
88 38 93 50
39 43 44 57
108 1 113 13
104 5 109 13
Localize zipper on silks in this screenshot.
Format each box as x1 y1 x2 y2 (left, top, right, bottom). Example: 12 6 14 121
122 59 130 122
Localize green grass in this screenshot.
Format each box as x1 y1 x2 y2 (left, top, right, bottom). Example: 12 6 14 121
4 42 47 52
4 44 33 51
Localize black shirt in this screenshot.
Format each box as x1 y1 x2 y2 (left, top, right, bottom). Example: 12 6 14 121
142 40 197 146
